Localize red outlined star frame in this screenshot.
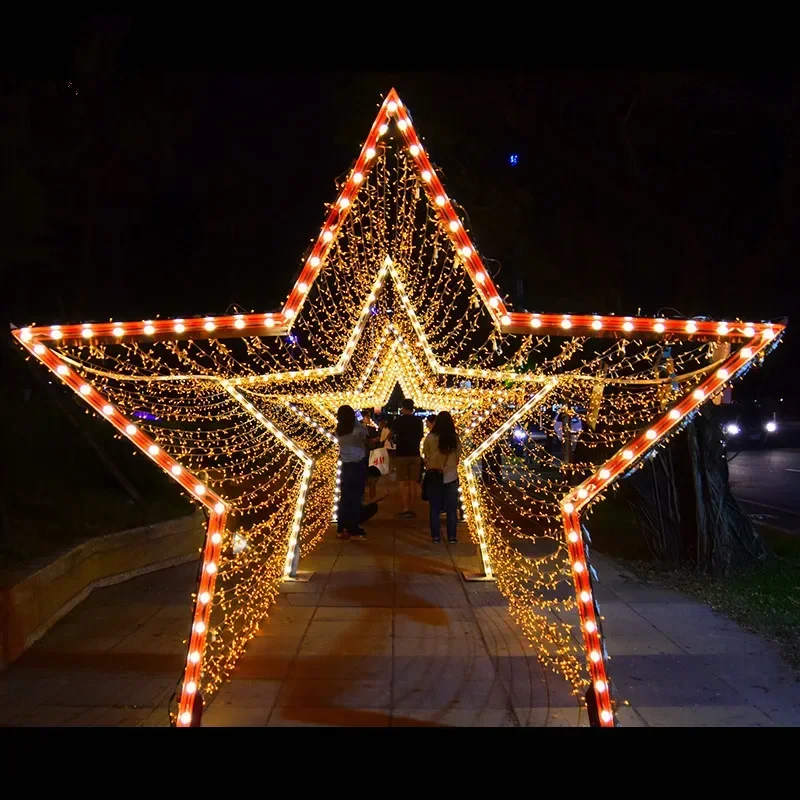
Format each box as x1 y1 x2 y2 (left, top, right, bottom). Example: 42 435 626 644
11 88 785 728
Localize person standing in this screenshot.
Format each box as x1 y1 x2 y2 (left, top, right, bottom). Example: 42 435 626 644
335 405 377 540
391 398 424 519
422 411 461 543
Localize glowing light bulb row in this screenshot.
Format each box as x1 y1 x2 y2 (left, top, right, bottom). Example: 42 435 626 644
562 505 615 727
500 313 780 343
283 461 314 578
22 337 225 513
176 504 227 727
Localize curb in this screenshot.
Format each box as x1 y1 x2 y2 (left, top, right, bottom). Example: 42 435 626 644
0 512 205 670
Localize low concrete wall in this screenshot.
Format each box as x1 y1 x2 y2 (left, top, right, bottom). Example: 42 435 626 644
0 512 206 670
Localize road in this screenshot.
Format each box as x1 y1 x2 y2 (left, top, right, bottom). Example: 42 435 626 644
729 446 800 533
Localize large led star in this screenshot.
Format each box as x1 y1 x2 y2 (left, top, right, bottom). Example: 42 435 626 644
12 88 784 728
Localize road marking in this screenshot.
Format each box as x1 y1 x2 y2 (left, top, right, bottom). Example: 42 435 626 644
739 498 800 518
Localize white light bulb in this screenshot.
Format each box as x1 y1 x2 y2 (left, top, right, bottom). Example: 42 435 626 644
339 197 350 209
378 124 388 135
204 320 216 332
740 347 753 359
435 195 445 206
530 317 542 328
717 323 729 335
561 318 572 329
387 100 397 113
82 327 93 338
489 296 500 308
693 389 705 400
34 343 46 355
564 502 574 514
56 365 69 375
743 325 755 337
195 484 206 495
590 650 601 663
199 592 210 604
20 328 32 342
646 429 657 440
174 322 185 333
595 680 607 693
501 315 511 326
365 147 376 160
265 317 275 329
568 531 579 544
763 327 775 340
79 384 91 395
234 318 246 329
421 170 432 182
352 172 363 184
126 424 137 435
654 321 666 333
449 220 460 232
50 328 62 339
214 502 225 514
171 464 182 476
188 651 201 664
102 404 114 415
112 326 124 337
409 144 420 156
298 282 308 293
573 561 585 573
284 308 295 319
578 488 588 499
585 621 597 634
600 710 613 723
717 368 729 380
144 324 156 335
185 681 197 695
623 449 634 460
599 468 611 480
179 711 192 725
475 271 486 284
623 321 634 333
194 621 206 634
148 445 159 456
592 319 603 330
397 119 407 131
460 246 472 258
580 590 591 603
685 320 697 333
205 562 216 574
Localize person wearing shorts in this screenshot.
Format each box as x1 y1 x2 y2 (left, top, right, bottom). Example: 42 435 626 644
391 398 424 519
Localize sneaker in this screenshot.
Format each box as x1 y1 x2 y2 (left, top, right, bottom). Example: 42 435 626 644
448 538 458 544
432 537 441 544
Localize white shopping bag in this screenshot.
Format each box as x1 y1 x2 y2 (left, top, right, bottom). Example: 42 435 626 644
368 447 390 476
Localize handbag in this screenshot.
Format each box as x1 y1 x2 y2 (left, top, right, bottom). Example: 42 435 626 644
368 447 390 476
421 468 444 502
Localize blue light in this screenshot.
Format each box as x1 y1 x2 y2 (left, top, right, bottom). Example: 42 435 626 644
287 334 298 344
512 427 526 441
509 154 519 166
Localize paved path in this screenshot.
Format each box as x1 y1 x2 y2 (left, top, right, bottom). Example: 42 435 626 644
2 489 799 727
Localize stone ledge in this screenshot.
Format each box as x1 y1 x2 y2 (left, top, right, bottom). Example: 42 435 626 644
0 512 206 670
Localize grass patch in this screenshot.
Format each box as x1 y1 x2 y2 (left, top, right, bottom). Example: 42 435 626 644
587 492 800 672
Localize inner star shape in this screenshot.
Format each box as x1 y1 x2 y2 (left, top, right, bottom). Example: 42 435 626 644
13 88 784 728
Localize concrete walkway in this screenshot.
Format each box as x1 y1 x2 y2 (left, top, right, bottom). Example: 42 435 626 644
2 489 799 727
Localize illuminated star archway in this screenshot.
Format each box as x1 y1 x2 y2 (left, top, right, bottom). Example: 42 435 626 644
12 88 784 727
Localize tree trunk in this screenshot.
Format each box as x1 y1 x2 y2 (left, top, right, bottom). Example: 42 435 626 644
627 410 767 576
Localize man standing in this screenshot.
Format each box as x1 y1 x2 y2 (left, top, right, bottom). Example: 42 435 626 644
391 398 424 519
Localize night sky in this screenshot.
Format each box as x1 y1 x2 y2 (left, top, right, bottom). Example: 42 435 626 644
3 19 797 399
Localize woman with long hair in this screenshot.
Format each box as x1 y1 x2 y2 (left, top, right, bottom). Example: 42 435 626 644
422 410 462 543
335 405 376 540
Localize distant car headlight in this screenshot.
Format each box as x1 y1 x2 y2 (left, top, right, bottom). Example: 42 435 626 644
725 423 740 435
765 421 777 433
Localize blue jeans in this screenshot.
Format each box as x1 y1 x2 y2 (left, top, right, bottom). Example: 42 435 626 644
340 460 367 533
428 479 459 541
